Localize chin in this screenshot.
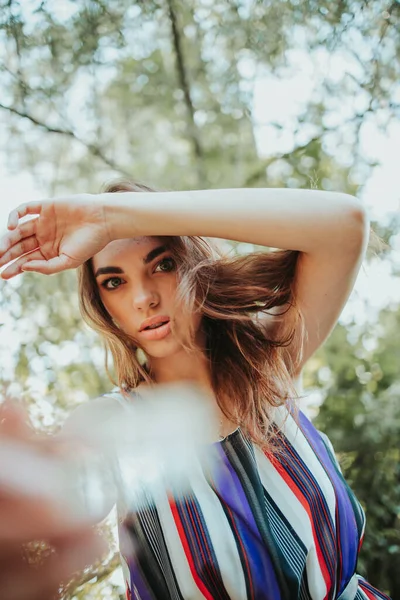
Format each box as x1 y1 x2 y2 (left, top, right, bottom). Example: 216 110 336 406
142 339 185 361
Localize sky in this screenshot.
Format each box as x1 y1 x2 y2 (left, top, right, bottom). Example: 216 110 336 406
252 47 400 325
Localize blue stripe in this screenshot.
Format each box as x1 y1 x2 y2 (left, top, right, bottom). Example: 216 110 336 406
212 443 282 600
273 428 337 585
297 411 360 592
174 494 230 600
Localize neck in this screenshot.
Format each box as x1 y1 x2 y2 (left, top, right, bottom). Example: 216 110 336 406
148 346 213 394
142 338 238 440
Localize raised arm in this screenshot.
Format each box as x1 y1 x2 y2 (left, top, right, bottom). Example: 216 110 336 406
0 187 369 375
104 188 369 375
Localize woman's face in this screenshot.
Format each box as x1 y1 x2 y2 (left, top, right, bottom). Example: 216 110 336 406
92 236 200 360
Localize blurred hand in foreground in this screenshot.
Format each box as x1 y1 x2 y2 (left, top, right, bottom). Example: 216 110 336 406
0 400 108 600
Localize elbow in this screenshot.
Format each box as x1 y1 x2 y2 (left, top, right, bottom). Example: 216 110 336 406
340 195 370 252
343 194 369 223
353 200 370 238
340 193 368 217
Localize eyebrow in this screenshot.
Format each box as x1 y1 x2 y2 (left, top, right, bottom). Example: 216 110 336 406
94 245 168 278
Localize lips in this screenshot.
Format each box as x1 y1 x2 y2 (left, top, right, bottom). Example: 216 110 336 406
138 319 172 341
139 315 170 332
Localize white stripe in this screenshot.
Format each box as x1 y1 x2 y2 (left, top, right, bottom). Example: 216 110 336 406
154 485 208 600
274 407 337 525
355 588 369 600
118 551 133 596
139 502 182 600
140 505 163 565
254 444 327 600
187 462 248 600
264 496 306 578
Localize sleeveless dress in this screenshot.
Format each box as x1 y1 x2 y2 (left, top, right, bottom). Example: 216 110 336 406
106 392 391 600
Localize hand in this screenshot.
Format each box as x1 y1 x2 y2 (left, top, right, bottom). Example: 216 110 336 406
0 401 108 599
0 194 111 278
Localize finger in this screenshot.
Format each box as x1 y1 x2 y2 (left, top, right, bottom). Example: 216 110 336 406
0 250 43 280
21 254 74 275
0 490 101 543
0 435 105 540
0 474 102 542
0 400 33 440
7 202 43 230
0 220 38 255
0 236 38 269
0 531 107 600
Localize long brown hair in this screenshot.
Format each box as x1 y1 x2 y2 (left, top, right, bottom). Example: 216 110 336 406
77 179 307 448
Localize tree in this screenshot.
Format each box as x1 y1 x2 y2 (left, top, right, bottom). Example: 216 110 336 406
307 303 400 597
0 0 399 597
0 0 398 193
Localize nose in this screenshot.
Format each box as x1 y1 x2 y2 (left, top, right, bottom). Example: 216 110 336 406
131 282 160 311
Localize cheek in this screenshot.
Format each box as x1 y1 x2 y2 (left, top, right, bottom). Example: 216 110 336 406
163 276 179 300
99 293 122 322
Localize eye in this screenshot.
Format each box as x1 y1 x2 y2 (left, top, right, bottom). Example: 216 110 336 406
101 276 124 290
154 257 176 273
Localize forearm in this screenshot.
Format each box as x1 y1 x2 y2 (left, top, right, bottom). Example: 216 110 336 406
104 188 368 253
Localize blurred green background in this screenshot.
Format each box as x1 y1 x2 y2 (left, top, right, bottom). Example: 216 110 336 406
0 1 399 598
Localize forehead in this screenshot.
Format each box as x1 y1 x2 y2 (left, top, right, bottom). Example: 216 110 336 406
92 236 164 269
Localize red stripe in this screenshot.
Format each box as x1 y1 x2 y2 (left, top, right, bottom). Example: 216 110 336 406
184 502 210 574
360 586 379 600
125 582 131 600
278 442 336 585
169 498 212 600
185 501 222 592
269 453 331 599
222 502 255 600
359 580 391 600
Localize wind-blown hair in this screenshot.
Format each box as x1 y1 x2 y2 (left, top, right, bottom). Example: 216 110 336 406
77 179 305 449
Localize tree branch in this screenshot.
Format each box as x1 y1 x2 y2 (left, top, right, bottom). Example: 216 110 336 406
243 135 325 187
0 102 133 178
60 551 121 599
166 0 206 184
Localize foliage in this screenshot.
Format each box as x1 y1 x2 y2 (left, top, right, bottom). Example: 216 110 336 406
0 0 399 597
308 306 400 597
0 0 399 194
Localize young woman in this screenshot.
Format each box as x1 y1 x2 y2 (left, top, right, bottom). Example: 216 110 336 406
0 181 391 600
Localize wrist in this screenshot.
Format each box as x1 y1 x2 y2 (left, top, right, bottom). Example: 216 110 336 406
101 192 146 241
101 191 187 240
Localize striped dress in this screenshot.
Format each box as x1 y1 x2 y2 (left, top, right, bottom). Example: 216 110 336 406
113 396 391 600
